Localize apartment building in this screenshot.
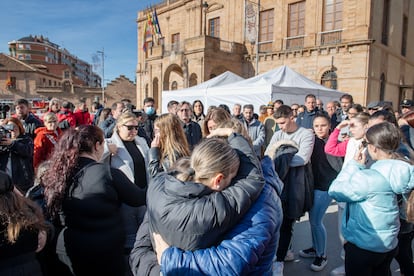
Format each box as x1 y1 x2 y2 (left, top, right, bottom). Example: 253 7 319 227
8 35 101 88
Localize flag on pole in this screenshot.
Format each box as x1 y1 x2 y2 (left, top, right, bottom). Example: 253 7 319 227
147 11 155 36
142 19 149 52
152 8 162 36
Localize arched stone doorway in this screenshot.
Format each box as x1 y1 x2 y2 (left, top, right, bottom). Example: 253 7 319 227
163 64 184 91
189 73 198 87
152 77 159 109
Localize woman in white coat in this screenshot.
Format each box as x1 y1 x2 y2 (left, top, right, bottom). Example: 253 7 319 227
101 111 149 275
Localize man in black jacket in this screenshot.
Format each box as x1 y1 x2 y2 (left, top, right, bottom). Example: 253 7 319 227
177 101 202 151
14 98 43 139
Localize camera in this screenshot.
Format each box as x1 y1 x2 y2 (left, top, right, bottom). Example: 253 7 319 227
0 104 10 120
0 124 13 140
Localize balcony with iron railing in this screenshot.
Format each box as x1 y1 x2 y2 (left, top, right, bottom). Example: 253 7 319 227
318 29 342 46
145 36 246 58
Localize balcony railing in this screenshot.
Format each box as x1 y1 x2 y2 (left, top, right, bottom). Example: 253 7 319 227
156 36 246 58
318 30 342 46
284 35 304 50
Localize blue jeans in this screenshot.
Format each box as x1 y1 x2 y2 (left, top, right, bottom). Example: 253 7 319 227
309 189 332 257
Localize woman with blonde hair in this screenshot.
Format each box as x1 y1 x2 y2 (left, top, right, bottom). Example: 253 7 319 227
0 171 48 275
101 111 149 273
148 113 190 177
130 127 283 275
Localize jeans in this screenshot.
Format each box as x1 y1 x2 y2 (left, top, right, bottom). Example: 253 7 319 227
309 189 332 257
276 216 295 262
344 242 397 276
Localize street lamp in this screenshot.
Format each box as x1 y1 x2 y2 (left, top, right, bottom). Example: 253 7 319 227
203 2 209 36
97 49 105 105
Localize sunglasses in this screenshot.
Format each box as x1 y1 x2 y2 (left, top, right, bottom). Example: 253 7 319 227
123 125 139 131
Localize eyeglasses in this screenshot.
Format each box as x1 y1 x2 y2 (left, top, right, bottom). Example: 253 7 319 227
179 108 190 112
291 108 298 111
123 125 139 131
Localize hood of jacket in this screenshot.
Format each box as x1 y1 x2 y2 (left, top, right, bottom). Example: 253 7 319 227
371 159 414 194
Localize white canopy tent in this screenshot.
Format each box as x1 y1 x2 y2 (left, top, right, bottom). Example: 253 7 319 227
162 66 345 113
161 71 244 113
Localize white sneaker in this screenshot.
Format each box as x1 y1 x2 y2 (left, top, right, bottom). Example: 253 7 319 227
330 264 345 276
272 261 284 276
284 249 295 262
310 256 328 272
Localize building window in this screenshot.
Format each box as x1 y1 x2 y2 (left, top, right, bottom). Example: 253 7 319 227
288 1 305 37
171 81 178 90
18 44 24 49
321 70 337 89
25 44 31 50
323 0 342 31
320 0 343 45
259 9 274 52
287 1 305 49
401 15 408 56
17 54 24 60
209 17 220 38
381 0 390 45
6 76 16 89
171 33 180 52
25 54 31 60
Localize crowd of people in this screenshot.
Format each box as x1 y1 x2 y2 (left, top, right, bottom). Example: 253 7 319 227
0 93 414 276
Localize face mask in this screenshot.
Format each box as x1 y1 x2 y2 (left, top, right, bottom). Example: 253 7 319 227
145 106 155 115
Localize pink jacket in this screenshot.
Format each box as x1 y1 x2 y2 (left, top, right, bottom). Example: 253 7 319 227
324 128 348 157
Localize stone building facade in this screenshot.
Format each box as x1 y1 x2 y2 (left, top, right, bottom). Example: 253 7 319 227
136 0 414 110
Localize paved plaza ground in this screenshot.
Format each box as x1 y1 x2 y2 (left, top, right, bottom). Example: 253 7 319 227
282 202 407 276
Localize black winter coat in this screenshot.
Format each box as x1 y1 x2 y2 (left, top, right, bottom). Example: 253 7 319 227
271 141 314 220
57 157 146 276
147 134 264 251
0 134 34 193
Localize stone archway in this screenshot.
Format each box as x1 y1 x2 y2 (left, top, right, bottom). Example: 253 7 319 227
153 77 159 109
189 73 198 87
163 64 184 91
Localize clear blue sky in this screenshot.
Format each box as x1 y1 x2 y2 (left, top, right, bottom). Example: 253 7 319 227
0 0 160 85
